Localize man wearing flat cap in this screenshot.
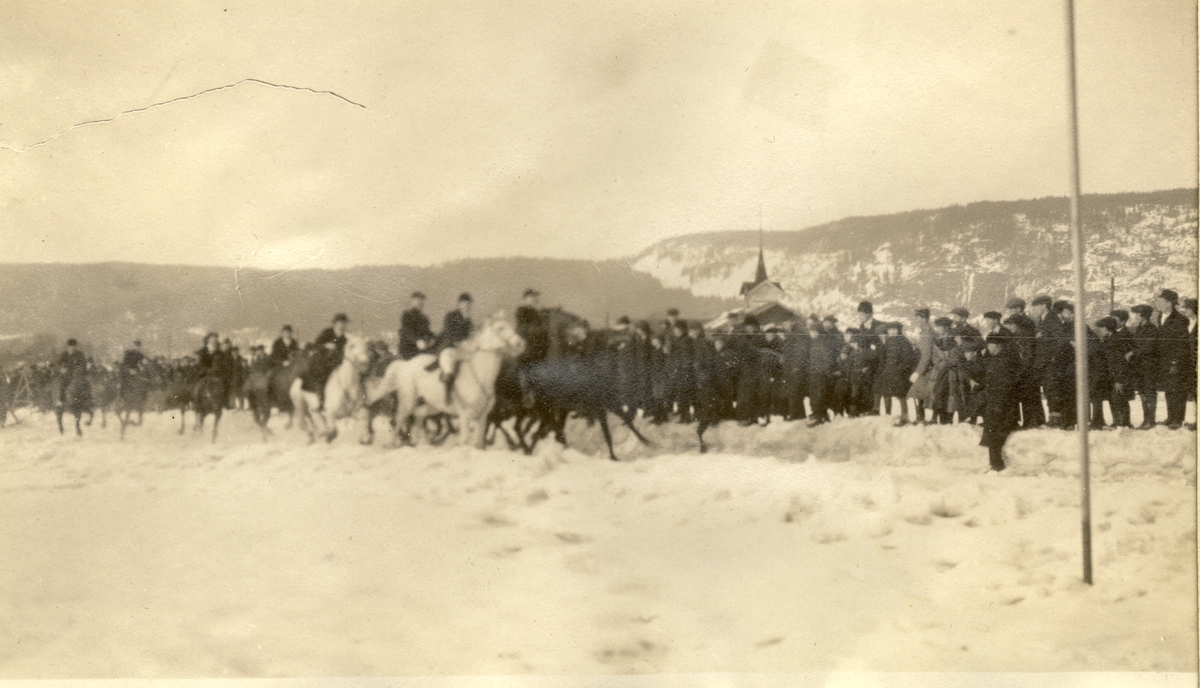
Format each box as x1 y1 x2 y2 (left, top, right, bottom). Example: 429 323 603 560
1154 289 1190 428
1003 297 1027 319
399 291 434 361
1029 295 1067 427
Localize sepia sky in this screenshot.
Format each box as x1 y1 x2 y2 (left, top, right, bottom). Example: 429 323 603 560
0 0 1196 269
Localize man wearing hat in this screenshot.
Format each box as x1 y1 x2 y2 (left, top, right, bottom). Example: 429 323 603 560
55 338 89 408
515 289 548 363
270 325 299 367
399 291 434 361
979 330 1022 471
856 301 887 414
949 307 981 343
1003 297 1027 319
1095 316 1134 428
1181 299 1198 430
427 293 475 403
301 314 350 409
121 339 146 375
1128 304 1160 429
1154 289 1190 428
1029 295 1066 427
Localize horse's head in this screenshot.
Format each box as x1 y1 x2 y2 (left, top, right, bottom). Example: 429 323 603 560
343 334 371 368
477 314 526 358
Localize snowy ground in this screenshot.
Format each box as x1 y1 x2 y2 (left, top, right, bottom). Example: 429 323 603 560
0 401 1194 679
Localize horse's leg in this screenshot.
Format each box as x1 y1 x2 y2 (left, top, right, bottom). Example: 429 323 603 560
616 408 651 446
119 410 127 441
75 412 83 437
56 409 65 435
598 412 618 461
211 410 221 442
179 407 187 435
100 406 106 429
697 419 709 454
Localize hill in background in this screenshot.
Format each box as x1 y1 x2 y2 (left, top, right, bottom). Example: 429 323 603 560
3 188 1196 364
634 188 1198 323
0 259 735 364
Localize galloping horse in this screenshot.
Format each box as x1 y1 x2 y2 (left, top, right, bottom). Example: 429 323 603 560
191 374 227 442
55 374 93 436
114 370 149 440
366 315 525 449
289 335 371 443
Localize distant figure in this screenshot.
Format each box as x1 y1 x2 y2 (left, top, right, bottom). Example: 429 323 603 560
120 340 146 375
270 325 299 367
398 291 435 360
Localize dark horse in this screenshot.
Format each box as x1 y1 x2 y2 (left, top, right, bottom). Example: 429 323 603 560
516 311 650 461
246 352 307 439
55 373 93 436
115 370 150 440
191 375 227 442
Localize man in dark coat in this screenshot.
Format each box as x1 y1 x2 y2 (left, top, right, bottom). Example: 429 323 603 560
398 292 435 360
1181 298 1198 430
1001 310 1042 427
609 316 639 415
979 331 1022 471
780 319 810 421
1128 304 1160 429
668 320 696 422
56 338 90 407
1096 316 1134 428
429 293 475 404
121 340 146 375
515 289 548 362
853 301 886 414
949 307 982 343
732 316 765 425
270 325 299 367
806 316 841 426
877 322 916 424
301 314 349 409
1155 289 1191 429
1031 296 1068 427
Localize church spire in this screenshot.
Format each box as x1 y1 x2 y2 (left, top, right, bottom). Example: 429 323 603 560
754 226 768 284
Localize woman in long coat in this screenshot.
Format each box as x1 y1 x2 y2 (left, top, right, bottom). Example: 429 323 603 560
979 331 1021 471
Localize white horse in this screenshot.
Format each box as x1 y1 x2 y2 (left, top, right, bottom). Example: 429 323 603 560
365 315 525 449
289 334 371 443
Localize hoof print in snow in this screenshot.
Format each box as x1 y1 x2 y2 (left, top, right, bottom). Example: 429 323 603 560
556 532 590 544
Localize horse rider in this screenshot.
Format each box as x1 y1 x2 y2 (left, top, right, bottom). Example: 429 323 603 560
301 313 350 410
398 291 435 360
120 340 146 376
195 332 233 388
427 293 474 404
515 288 548 403
270 325 299 367
55 338 88 407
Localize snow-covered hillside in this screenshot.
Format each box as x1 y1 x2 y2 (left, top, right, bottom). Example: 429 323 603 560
633 189 1198 323
0 406 1193 676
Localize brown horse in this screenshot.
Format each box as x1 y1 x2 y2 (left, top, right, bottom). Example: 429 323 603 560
191 375 226 442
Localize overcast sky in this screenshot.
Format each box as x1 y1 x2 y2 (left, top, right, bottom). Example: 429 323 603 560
1 0 1196 269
